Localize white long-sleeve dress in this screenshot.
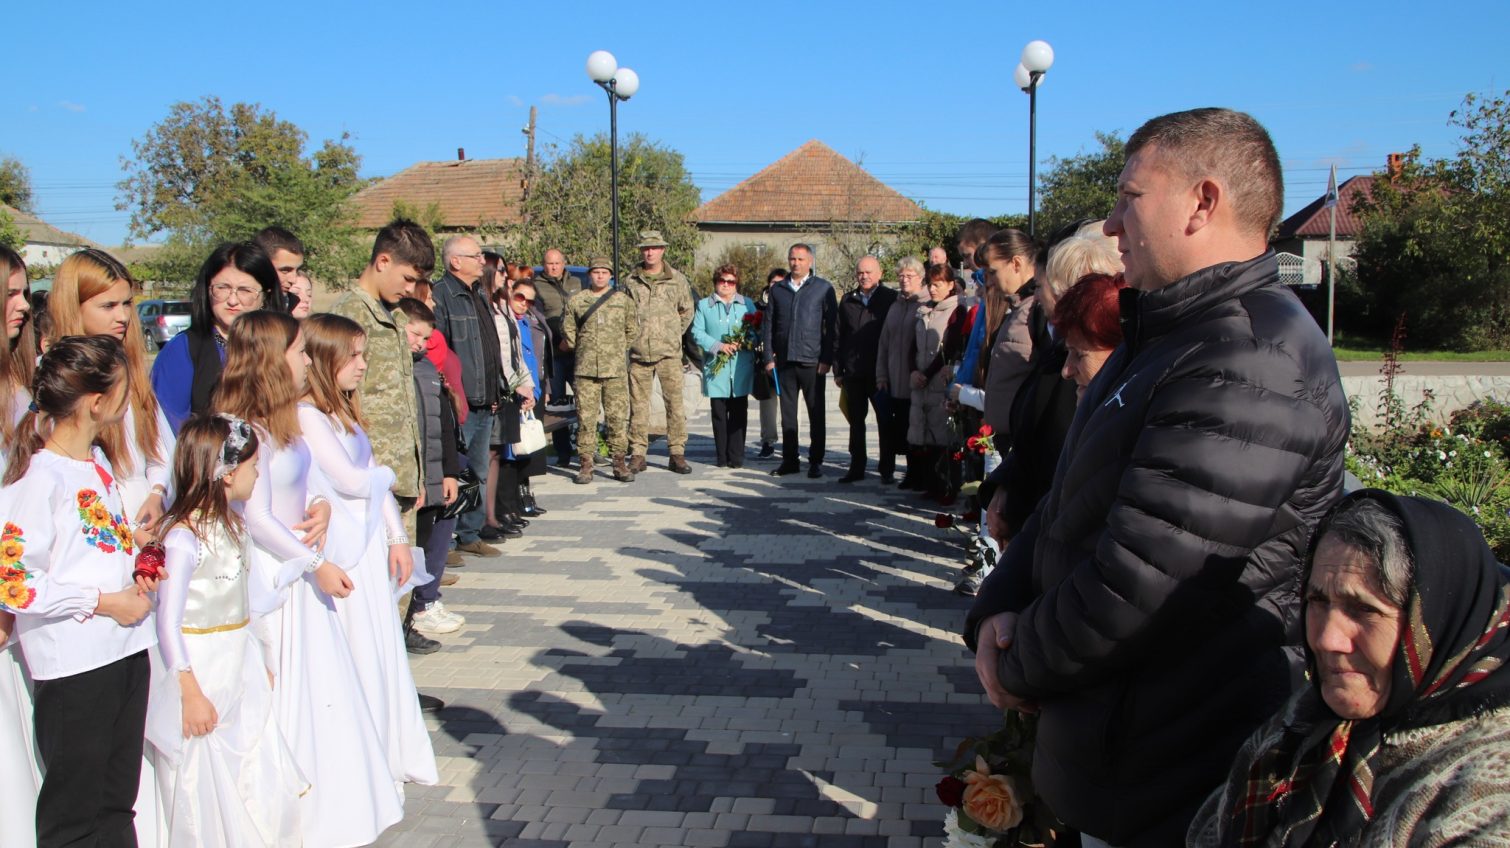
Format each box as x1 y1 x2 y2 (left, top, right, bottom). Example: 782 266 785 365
119 402 176 848
146 523 306 846
0 390 41 848
298 404 437 787
240 427 403 847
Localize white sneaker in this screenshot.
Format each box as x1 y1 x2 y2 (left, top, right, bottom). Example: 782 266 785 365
430 601 466 628
411 605 462 635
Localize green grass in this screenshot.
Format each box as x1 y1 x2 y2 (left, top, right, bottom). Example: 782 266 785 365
1331 347 1510 362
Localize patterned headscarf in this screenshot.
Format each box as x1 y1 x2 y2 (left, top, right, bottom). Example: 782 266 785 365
1224 489 1510 847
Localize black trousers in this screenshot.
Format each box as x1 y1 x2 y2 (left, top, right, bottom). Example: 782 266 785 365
709 397 749 466
842 378 894 476
776 362 825 467
883 397 911 473
34 649 150 848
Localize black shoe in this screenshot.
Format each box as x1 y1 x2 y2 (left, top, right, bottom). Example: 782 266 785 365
758 442 775 458
555 454 572 468
807 465 823 479
880 473 896 485
498 522 523 539
405 628 441 655
729 460 743 469
771 463 801 476
418 693 446 713
838 469 864 484
898 475 915 491
478 524 505 542
521 486 548 516
503 513 529 530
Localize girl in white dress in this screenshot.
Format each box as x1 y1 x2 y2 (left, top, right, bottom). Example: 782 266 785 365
0 335 156 847
212 310 403 847
146 413 307 846
46 247 178 846
298 314 438 786
0 245 41 848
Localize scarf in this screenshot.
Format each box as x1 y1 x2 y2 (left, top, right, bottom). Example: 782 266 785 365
1226 490 1510 847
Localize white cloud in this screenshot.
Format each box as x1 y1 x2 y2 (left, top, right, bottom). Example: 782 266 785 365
506 95 525 107
58 101 85 113
540 93 590 107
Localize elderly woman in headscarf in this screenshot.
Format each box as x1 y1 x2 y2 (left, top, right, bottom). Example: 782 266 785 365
1188 490 1510 847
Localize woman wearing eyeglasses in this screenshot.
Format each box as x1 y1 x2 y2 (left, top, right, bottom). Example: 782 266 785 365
692 265 757 468
490 279 547 531
150 242 284 434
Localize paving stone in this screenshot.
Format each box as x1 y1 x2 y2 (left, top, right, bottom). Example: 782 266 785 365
374 392 993 847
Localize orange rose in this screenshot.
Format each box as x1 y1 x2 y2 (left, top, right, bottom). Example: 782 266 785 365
962 756 1024 832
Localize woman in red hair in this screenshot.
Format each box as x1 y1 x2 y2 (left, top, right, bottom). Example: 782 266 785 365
1052 273 1128 398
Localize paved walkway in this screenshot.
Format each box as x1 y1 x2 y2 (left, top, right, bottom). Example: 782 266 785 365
378 392 996 847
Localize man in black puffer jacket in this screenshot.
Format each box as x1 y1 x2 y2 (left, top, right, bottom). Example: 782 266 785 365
964 108 1349 848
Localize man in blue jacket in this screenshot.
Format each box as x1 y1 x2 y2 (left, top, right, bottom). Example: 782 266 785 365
762 243 838 478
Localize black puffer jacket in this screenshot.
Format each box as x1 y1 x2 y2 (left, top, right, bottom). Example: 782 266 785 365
964 252 1349 847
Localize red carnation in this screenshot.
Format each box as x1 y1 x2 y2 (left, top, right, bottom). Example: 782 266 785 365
936 775 967 807
934 513 954 529
745 311 764 328
952 450 964 461
978 424 994 437
966 436 980 451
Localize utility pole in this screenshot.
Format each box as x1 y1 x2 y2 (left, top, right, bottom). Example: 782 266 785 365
521 106 538 224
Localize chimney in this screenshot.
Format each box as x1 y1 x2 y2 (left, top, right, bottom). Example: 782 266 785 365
1387 152 1403 180
457 147 466 161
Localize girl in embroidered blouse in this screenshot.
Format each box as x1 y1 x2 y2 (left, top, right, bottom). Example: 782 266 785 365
297 313 437 787
146 413 306 845
0 335 157 847
45 249 176 541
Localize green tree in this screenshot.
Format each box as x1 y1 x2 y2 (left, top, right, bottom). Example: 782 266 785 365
888 209 1030 267
1036 131 1125 237
509 133 701 276
116 97 367 284
1351 91 1510 350
0 156 34 214
0 207 23 252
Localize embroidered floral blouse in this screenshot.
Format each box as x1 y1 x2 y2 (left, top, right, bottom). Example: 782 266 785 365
0 448 157 680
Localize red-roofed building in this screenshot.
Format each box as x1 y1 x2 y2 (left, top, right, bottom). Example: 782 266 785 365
692 140 922 272
350 156 526 232
1272 174 1376 287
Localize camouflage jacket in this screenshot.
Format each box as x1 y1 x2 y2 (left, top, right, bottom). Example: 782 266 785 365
563 287 636 378
623 264 693 363
329 288 422 498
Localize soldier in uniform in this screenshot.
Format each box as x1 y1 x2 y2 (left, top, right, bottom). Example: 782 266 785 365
563 257 638 484
624 231 695 474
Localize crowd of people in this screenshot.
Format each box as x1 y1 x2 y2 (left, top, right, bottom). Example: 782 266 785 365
2 103 1509 848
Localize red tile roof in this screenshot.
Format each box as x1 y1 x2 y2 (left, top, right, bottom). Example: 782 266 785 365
1275 175 1376 240
1 203 100 248
351 158 526 229
693 140 921 225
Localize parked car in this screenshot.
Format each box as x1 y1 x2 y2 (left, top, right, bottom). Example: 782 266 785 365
137 299 191 350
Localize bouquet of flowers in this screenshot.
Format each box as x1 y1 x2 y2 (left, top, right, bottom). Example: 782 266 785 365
709 311 762 377
936 711 1058 847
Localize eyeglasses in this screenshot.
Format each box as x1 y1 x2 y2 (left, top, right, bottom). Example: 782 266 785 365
716 278 738 285
210 283 264 303
512 294 535 305
455 253 484 261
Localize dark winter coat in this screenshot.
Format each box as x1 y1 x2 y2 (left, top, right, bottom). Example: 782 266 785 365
964 251 1350 847
835 285 897 387
761 275 837 367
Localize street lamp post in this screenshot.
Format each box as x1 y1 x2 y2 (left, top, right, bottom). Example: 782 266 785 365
586 51 639 286
1014 40 1054 238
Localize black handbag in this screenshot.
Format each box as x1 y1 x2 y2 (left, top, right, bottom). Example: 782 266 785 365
442 427 483 520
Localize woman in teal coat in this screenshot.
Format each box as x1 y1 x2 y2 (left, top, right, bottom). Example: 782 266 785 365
692 265 758 467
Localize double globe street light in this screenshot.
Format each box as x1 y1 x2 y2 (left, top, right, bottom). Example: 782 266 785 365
1013 40 1054 237
585 50 640 285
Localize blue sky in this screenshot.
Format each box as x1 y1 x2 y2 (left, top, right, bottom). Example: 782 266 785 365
7 0 1507 247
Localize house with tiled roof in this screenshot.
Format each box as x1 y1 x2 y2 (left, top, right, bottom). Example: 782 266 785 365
1 202 101 267
1272 173 1377 287
350 155 526 232
691 140 923 272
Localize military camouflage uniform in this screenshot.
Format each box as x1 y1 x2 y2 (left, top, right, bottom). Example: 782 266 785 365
330 288 421 537
563 286 637 458
624 264 694 457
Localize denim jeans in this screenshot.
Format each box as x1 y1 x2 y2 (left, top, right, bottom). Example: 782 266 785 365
413 506 455 612
457 408 494 544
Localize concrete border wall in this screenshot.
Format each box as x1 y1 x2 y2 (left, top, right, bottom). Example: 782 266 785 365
1343 374 1510 430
